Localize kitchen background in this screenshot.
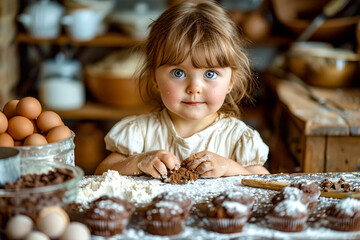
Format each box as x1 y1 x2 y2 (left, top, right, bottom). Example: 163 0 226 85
1 0 360 175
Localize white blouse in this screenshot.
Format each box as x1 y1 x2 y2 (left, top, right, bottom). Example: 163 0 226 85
105 109 269 167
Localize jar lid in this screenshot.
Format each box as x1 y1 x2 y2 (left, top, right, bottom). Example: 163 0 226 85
41 53 81 78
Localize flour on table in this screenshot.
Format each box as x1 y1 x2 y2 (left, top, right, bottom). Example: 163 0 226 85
78 172 360 240
76 170 164 204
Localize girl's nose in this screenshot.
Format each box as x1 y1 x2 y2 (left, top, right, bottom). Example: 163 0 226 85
186 78 202 94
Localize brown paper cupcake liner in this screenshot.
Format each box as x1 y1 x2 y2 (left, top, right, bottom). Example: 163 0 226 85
207 217 248 233
327 216 360 232
146 220 184 236
85 218 129 237
267 215 307 232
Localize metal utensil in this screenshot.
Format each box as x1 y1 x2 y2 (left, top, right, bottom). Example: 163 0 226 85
269 66 348 116
0 147 21 187
297 0 351 41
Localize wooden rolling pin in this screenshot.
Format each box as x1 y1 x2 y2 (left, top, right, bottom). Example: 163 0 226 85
241 178 360 200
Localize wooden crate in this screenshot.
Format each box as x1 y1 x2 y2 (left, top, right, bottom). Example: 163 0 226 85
266 74 360 173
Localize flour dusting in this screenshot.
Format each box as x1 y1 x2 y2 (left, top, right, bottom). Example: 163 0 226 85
77 170 164 205
79 171 360 240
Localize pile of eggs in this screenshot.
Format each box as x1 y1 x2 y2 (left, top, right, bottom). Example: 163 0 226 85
6 206 90 240
0 97 72 147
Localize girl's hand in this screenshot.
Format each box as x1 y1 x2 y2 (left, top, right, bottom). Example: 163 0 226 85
183 151 230 177
137 150 181 179
183 151 252 177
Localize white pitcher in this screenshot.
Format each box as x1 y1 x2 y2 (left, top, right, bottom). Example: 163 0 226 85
62 9 103 41
18 0 64 39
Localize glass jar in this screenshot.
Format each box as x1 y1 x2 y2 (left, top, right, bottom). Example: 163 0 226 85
14 132 75 166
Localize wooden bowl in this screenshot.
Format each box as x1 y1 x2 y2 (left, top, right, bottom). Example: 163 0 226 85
271 0 360 40
85 70 146 107
289 48 360 88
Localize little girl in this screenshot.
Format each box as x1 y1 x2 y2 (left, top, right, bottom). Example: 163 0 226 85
95 0 270 178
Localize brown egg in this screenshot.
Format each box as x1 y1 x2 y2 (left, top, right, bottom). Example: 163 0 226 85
36 206 69 239
25 231 50 240
46 125 72 143
6 215 34 240
3 99 19 119
24 133 48 146
0 133 14 147
37 111 64 133
60 222 90 240
0 111 8 133
16 97 42 120
8 116 34 140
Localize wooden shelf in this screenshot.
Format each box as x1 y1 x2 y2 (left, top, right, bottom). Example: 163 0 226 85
16 32 144 47
47 102 154 120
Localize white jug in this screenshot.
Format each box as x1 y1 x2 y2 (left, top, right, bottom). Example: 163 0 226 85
62 9 103 41
18 0 64 39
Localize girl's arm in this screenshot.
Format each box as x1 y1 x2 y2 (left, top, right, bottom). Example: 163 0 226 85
95 150 181 178
94 152 142 175
245 165 270 174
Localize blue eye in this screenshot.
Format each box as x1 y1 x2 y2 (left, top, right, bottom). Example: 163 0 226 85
204 70 217 79
171 69 185 78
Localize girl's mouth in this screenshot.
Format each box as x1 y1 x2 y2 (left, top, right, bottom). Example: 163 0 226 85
182 101 204 106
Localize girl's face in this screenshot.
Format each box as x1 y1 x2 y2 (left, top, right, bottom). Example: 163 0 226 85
154 54 233 123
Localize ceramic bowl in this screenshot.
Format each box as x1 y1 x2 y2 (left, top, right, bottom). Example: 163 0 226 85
272 0 360 40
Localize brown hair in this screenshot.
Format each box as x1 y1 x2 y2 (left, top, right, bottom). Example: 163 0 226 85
138 0 254 118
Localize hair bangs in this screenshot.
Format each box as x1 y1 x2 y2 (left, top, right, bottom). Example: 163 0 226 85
156 30 192 67
190 38 234 69
157 23 235 70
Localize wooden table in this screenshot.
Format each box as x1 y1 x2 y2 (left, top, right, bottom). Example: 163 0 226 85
265 74 360 173
72 172 360 239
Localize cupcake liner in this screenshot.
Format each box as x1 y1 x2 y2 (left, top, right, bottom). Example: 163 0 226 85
85 218 129 237
146 220 183 236
267 215 307 232
327 216 360 232
207 217 248 233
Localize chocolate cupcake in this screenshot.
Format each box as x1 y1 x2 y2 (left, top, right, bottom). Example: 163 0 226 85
326 198 360 232
267 199 309 232
289 180 320 209
146 200 184 236
206 193 251 234
152 192 192 218
213 190 255 211
84 195 133 237
272 186 310 207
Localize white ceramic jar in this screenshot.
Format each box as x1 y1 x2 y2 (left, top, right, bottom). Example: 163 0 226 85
39 54 85 110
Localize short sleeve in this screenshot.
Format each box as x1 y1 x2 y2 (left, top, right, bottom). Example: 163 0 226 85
233 128 269 167
104 115 145 156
